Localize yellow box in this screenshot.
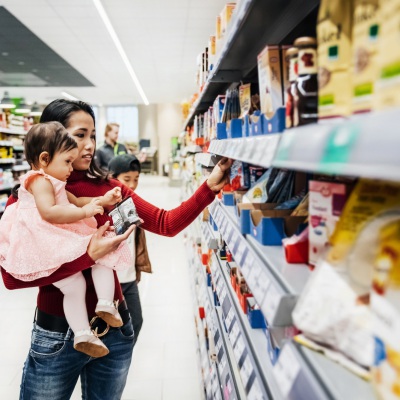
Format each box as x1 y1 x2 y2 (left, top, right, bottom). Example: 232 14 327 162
317 0 353 118
352 0 380 113
374 0 400 110
220 3 236 38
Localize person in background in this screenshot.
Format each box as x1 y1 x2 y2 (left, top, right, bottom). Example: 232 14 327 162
95 123 128 170
108 154 150 345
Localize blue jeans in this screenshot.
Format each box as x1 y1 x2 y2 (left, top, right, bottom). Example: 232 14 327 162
20 319 135 399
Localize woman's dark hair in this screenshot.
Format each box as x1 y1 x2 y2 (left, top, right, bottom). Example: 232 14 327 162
40 99 108 180
25 122 77 168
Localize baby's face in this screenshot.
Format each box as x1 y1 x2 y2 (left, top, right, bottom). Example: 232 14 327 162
117 171 139 191
46 148 79 182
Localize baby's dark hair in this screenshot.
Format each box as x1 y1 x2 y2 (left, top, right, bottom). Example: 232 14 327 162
25 121 78 168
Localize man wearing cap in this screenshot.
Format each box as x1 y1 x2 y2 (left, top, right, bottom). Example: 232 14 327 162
95 123 128 170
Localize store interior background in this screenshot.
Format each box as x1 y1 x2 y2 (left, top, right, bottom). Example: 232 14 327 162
0 0 229 173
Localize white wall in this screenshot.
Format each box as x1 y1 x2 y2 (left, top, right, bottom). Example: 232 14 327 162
138 103 182 174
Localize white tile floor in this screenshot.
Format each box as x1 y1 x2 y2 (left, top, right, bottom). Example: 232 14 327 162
0 175 203 400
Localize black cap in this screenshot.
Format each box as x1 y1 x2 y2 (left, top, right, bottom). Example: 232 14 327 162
108 154 141 177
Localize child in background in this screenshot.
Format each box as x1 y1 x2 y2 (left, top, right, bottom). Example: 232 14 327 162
108 154 152 344
0 122 133 358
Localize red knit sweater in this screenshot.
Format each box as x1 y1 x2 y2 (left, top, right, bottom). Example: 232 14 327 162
1 170 215 317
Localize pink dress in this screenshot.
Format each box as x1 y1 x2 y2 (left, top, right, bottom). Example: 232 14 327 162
0 170 132 281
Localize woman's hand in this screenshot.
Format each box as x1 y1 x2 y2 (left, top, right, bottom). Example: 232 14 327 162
87 221 135 261
83 198 104 218
206 157 233 193
101 187 122 208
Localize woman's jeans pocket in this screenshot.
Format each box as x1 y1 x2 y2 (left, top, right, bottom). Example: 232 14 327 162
29 323 68 358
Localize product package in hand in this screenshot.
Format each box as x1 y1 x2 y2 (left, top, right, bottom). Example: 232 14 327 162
108 197 141 235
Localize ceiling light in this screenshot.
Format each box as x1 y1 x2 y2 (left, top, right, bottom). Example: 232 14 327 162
30 102 42 116
0 91 16 109
15 98 31 114
92 0 149 105
61 91 79 101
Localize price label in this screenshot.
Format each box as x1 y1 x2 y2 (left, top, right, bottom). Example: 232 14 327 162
320 122 360 173
230 322 240 344
247 379 265 400
262 284 281 322
234 335 246 359
246 261 262 288
252 271 271 303
225 308 235 328
273 345 301 397
274 130 295 162
235 241 246 264
220 286 227 303
240 355 254 387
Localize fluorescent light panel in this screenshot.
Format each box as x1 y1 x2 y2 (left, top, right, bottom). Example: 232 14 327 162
93 0 149 105
61 91 79 101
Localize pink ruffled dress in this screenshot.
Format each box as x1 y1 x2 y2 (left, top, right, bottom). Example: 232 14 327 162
0 170 132 281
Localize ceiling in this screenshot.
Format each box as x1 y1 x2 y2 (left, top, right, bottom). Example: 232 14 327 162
0 0 227 106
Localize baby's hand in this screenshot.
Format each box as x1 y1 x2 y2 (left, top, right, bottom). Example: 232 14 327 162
102 187 122 207
83 198 104 218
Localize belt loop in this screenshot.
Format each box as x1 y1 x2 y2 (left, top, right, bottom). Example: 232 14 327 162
65 328 73 341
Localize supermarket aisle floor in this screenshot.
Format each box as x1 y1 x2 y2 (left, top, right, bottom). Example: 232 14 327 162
0 175 202 400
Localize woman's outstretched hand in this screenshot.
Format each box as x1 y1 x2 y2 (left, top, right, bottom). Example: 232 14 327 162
206 157 233 193
87 221 135 261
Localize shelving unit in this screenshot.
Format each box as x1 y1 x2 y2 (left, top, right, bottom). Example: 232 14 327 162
183 0 319 129
182 1 400 399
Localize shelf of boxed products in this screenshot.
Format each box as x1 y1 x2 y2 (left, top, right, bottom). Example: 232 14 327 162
184 0 319 129
11 162 30 172
209 249 278 400
199 255 246 400
206 203 375 400
209 199 311 326
187 232 243 400
272 108 400 182
0 127 27 136
208 134 281 169
181 145 203 156
206 208 376 400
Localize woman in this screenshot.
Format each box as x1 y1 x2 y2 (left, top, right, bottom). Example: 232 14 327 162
1 99 231 399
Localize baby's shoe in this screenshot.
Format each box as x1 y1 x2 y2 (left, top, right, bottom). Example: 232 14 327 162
74 330 109 358
95 299 123 327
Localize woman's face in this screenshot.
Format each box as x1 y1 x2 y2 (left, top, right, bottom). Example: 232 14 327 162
65 111 96 171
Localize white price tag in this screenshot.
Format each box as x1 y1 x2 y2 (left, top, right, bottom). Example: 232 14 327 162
230 322 240 344
240 355 254 387
273 345 301 398
220 286 227 303
225 308 235 328
234 335 246 359
246 262 262 288
235 241 246 264
262 284 281 321
247 379 265 400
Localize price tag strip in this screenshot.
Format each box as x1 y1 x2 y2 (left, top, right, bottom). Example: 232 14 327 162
273 344 301 398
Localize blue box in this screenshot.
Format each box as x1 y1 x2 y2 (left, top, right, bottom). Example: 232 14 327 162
216 122 228 140
222 192 235 206
247 308 267 329
237 203 306 246
227 119 243 139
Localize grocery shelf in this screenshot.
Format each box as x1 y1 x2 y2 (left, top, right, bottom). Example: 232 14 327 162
182 145 202 155
0 158 16 164
298 344 374 400
273 108 400 182
11 163 30 172
211 252 277 400
208 135 281 168
0 127 27 136
209 199 311 326
0 140 13 147
203 218 375 400
183 0 319 128
12 145 24 152
195 153 220 168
